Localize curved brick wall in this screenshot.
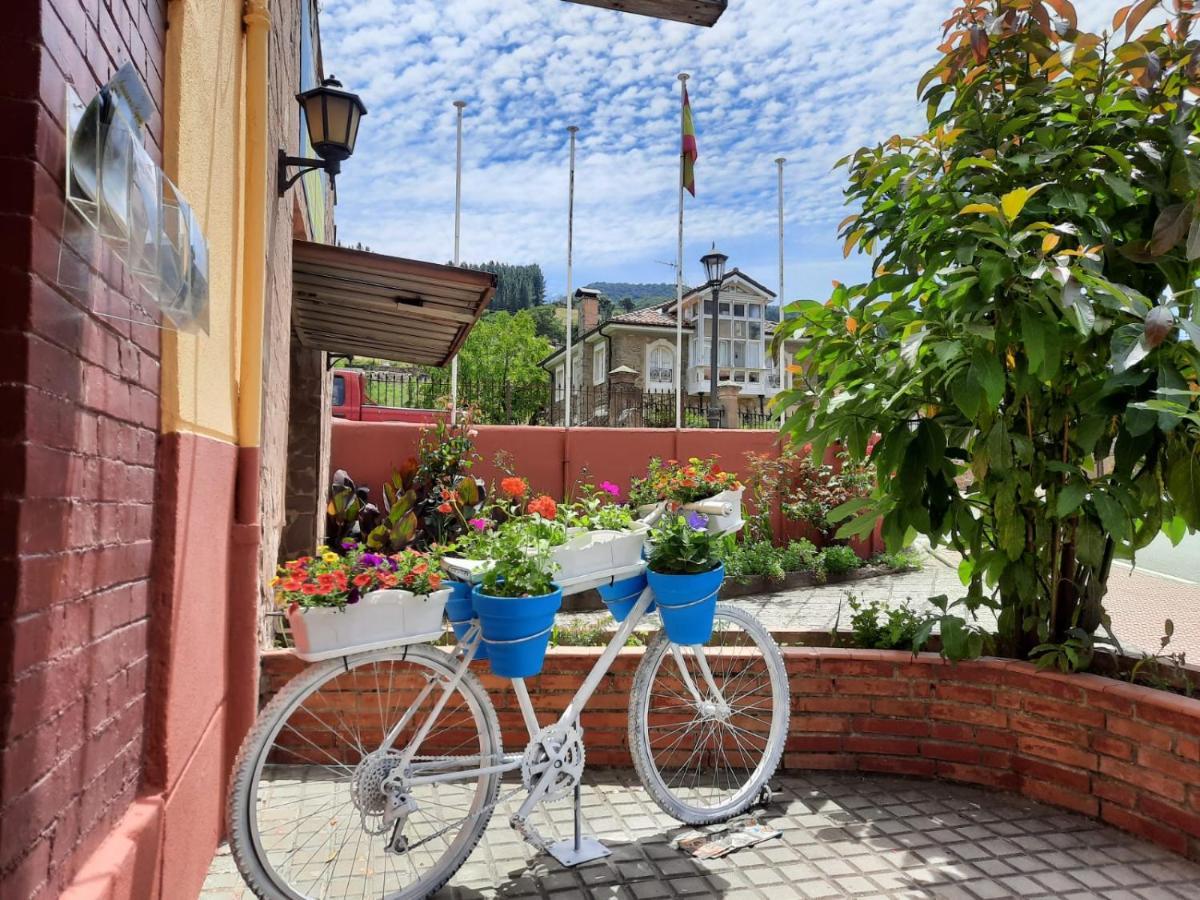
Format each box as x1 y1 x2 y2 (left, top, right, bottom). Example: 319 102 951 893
261 646 1200 861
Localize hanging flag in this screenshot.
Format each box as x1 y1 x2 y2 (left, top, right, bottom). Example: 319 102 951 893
682 84 698 197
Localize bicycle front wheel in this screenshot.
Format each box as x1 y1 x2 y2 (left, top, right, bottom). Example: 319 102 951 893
629 604 790 824
227 645 501 900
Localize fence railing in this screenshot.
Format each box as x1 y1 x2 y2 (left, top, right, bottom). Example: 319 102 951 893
360 368 548 425
355 368 777 430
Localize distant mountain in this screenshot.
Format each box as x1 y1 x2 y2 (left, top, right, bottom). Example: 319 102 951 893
582 282 684 308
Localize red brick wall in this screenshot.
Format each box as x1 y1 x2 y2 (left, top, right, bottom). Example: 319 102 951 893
262 647 1200 862
0 1 166 897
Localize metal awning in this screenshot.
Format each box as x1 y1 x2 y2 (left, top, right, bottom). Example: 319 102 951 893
560 0 727 26
292 240 497 367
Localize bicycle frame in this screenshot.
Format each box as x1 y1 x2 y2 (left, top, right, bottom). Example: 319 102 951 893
392 579 728 823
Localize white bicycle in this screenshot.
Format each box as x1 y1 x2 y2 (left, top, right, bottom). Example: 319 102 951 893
227 505 790 899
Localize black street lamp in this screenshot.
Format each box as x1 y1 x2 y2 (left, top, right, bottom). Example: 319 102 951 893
700 246 728 428
278 76 368 195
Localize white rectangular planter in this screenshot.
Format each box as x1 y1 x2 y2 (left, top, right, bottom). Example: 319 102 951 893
287 588 450 662
552 525 648 581
441 556 492 584
683 487 744 534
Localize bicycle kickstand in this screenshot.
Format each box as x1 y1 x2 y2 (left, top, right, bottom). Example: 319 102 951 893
546 782 611 867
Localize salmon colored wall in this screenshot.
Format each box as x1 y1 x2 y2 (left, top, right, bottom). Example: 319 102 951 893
330 422 783 507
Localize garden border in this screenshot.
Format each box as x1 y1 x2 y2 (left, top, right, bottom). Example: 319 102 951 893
259 646 1200 862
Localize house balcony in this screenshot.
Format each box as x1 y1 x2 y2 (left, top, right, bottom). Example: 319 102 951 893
687 364 782 397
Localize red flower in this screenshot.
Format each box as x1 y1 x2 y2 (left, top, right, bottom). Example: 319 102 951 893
301 583 319 595
437 502 453 514
353 573 373 588
501 476 529 498
527 495 557 519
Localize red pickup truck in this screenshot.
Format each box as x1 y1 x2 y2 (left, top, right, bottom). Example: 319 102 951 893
331 370 445 424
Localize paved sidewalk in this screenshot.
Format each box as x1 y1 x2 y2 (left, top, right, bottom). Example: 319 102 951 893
203 770 1200 899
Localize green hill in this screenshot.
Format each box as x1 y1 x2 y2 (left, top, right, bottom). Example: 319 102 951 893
582 282 684 308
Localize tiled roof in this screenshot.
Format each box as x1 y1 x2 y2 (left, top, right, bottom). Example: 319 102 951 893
608 308 678 327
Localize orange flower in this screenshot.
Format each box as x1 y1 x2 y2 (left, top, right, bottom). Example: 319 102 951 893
437 502 453 514
428 573 442 590
379 572 398 588
501 476 529 498
413 561 429 575
353 573 373 588
527 495 557 519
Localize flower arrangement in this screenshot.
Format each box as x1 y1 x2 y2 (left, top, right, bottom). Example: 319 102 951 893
646 512 725 575
479 523 559 598
562 480 636 532
630 457 741 506
274 543 444 611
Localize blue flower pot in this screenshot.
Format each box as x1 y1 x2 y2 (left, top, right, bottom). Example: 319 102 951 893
645 564 724 645
597 573 653 622
471 585 563 678
445 580 487 660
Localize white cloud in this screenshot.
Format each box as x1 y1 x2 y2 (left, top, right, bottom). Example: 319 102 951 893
319 0 1137 300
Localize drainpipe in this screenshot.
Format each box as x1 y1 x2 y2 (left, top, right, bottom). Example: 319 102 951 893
226 0 271 793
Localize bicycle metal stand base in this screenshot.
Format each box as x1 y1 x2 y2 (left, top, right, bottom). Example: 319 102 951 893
547 783 610 867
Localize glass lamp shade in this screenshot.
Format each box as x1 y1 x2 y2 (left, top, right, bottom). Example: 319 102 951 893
701 248 728 285
298 77 367 164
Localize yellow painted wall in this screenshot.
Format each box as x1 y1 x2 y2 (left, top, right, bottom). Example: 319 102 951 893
160 0 247 441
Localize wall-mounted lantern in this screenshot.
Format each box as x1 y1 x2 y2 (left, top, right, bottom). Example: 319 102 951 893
278 76 367 195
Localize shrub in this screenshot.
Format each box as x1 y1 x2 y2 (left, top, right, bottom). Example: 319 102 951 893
819 545 863 576
846 596 932 651
780 539 820 574
775 0 1200 667
719 540 786 582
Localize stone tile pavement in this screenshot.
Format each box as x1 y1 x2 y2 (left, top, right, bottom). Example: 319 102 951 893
203 770 1200 899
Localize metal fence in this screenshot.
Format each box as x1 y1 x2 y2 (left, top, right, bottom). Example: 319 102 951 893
356 367 777 431
360 368 548 425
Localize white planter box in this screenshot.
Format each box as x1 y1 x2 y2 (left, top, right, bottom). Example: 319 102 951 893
441 556 492 584
683 487 744 534
286 588 450 662
552 525 648 581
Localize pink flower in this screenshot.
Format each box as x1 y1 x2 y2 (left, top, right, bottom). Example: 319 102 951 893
599 481 621 499
469 517 489 531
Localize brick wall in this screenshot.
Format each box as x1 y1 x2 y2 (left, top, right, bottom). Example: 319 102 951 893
261 647 1200 863
0 1 166 896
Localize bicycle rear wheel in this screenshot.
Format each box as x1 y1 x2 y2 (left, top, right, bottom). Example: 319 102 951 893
227 645 501 899
628 604 789 824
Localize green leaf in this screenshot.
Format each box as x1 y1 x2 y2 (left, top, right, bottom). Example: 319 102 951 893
1101 171 1137 205
1168 446 1200 530
1163 515 1188 546
951 371 984 419
1020 308 1046 375
973 351 1006 409
979 255 1010 298
1057 482 1088 517
1092 491 1131 542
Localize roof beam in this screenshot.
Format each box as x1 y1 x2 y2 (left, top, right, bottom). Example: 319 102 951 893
560 0 726 27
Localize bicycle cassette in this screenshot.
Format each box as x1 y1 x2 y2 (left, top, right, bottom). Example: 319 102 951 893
521 725 585 802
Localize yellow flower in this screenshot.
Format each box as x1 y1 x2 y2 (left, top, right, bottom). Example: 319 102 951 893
270 575 280 587
322 552 339 563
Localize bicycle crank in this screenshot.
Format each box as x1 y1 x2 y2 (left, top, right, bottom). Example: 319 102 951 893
520 725 585 803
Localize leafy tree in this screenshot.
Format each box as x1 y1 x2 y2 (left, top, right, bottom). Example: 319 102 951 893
528 304 567 345
776 0 1200 668
452 309 552 423
620 296 636 313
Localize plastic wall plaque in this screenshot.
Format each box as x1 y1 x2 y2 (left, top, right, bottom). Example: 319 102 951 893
64 64 210 332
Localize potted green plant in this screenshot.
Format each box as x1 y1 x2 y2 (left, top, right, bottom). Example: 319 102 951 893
644 512 725 644
471 522 562 678
276 544 450 661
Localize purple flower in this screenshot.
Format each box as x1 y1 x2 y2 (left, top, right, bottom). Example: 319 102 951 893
347 588 361 604
469 517 489 531
360 553 384 568
341 540 357 550
686 511 709 531
599 481 621 499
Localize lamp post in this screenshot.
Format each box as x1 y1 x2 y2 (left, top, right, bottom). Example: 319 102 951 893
278 76 368 194
700 246 728 428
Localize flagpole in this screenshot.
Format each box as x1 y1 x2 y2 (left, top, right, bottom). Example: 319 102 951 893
675 73 689 431
450 99 466 425
776 156 786 427
565 125 579 429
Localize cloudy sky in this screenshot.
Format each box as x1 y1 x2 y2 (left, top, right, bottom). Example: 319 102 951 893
318 0 1130 303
